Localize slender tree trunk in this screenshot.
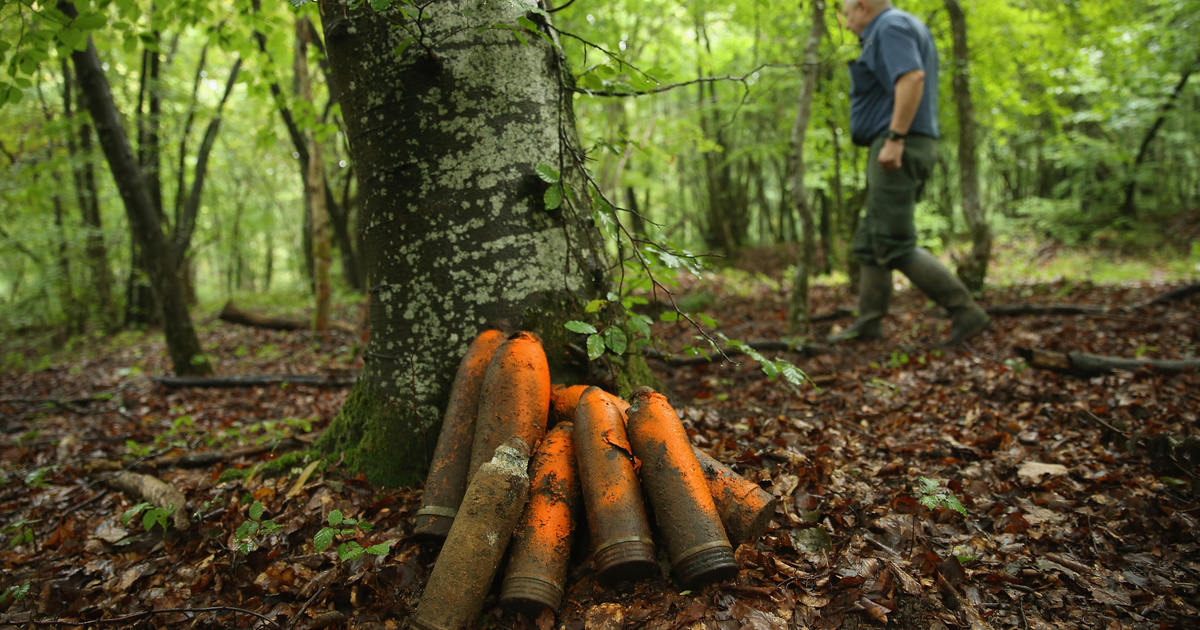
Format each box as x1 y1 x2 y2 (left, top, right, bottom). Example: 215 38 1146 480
36 68 81 334
817 188 832 275
61 1 211 376
297 19 331 331
316 0 624 486
63 60 117 331
129 28 165 326
1121 61 1195 219
945 0 992 292
786 0 825 333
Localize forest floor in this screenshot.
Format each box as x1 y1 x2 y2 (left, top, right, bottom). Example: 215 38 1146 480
1 269 1199 630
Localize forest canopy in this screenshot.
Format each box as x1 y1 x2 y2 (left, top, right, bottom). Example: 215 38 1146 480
1 0 1198 338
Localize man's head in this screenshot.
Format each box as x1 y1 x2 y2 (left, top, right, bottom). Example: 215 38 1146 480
840 0 890 36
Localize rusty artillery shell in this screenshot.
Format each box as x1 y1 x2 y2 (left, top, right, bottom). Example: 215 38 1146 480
415 328 508 542
573 386 657 583
549 384 589 427
691 447 777 548
468 332 551 483
546 387 771 547
626 387 738 588
411 438 531 630
500 422 580 616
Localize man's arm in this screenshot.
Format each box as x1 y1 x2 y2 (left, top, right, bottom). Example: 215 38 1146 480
878 69 925 171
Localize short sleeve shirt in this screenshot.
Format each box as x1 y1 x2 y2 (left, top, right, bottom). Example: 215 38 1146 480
848 7 940 146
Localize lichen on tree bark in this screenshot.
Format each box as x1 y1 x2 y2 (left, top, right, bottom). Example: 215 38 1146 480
316 0 649 486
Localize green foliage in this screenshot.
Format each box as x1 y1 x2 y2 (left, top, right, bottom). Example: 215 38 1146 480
313 509 393 562
232 500 284 555
120 502 177 533
1 518 38 548
916 477 967 517
0 581 31 604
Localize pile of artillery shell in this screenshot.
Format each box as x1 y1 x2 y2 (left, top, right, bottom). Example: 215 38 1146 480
413 330 779 628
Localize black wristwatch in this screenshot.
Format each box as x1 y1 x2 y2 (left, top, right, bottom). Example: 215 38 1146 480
886 130 907 141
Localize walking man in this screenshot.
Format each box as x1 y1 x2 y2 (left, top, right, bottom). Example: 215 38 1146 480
831 0 990 345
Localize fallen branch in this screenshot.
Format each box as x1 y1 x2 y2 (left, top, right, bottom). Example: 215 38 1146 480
143 435 312 470
152 373 357 388
810 306 856 323
987 282 1200 318
218 301 356 334
985 304 1107 316
1015 346 1200 377
104 471 190 530
16 605 280 628
1133 282 1200 309
642 339 828 366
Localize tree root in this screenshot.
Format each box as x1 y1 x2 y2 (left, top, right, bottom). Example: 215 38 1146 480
104 471 190 530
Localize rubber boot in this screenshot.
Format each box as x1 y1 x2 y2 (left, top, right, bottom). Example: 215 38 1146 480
828 264 892 343
894 248 990 345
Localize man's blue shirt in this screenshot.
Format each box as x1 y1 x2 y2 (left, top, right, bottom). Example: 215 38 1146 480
848 7 940 146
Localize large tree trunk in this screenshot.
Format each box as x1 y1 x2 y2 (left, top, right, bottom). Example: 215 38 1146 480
62 1 212 376
945 0 992 292
786 0 825 333
316 0 620 486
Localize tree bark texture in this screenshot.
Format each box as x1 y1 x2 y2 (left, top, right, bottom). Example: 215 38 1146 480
317 0 612 486
945 0 992 292
62 2 212 376
786 0 825 334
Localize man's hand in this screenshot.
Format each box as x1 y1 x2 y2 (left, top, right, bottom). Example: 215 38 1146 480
879 139 904 171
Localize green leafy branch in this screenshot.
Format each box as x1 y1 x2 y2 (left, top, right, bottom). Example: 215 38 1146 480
313 510 393 562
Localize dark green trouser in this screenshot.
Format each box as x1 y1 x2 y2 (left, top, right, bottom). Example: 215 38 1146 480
851 135 937 268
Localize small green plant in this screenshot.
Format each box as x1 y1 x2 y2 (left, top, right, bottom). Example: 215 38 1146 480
0 581 31 604
121 502 177 533
888 350 910 368
867 377 897 395
23 465 56 487
313 510 393 562
233 500 284 555
916 477 967 516
14 429 39 448
2 519 39 548
193 496 225 519
125 439 153 458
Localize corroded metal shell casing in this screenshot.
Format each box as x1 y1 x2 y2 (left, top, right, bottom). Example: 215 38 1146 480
626 387 738 589
468 332 551 483
691 446 778 548
500 422 581 616
411 439 531 630
414 329 508 542
573 386 657 584
549 384 589 427
544 387 771 547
